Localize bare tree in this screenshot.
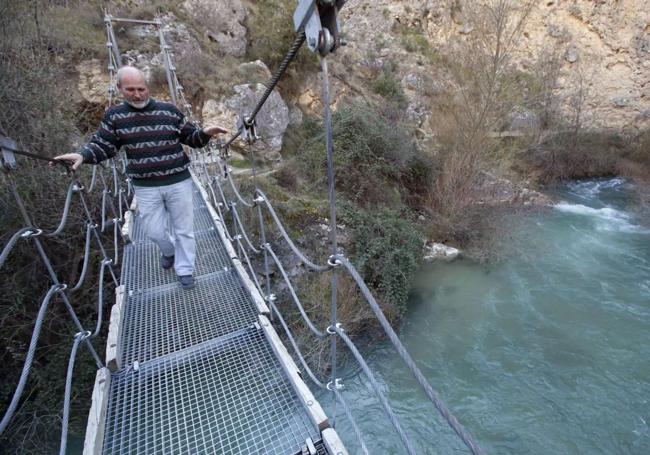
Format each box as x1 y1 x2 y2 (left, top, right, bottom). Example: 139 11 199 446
430 0 536 217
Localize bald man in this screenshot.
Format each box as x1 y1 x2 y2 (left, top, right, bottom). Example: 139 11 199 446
55 66 226 289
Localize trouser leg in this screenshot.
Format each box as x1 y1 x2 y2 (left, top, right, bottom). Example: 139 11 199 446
163 178 195 276
133 185 175 257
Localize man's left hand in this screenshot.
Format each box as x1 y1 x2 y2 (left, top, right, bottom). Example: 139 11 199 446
203 125 229 137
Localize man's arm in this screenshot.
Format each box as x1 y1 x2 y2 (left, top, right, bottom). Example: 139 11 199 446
54 110 119 169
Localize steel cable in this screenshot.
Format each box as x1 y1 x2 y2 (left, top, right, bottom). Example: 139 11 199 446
226 172 254 207
255 190 328 272
335 255 485 455
335 326 417 455
221 31 305 147
230 204 260 254
332 387 370 455
59 330 90 455
0 285 64 436
44 181 76 237
70 223 93 291
0 227 40 269
264 244 327 338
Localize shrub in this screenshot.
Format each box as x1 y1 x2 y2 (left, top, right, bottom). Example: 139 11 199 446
370 64 407 107
340 203 423 314
299 102 433 207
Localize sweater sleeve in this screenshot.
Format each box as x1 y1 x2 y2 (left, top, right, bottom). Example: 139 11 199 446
178 111 211 148
79 110 119 164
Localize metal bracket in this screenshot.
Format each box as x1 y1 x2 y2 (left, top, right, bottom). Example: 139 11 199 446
1 135 18 170
237 115 259 144
294 0 345 56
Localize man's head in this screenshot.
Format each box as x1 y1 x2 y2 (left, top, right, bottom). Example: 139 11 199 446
116 66 150 109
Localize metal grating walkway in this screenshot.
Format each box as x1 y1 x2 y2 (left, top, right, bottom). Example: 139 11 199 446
119 270 259 365
100 181 332 455
104 328 319 455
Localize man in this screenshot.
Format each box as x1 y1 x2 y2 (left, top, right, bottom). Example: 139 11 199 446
55 66 226 289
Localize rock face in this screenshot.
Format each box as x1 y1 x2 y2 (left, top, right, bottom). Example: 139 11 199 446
202 79 290 162
182 0 247 57
77 59 110 104
340 0 649 132
473 171 552 206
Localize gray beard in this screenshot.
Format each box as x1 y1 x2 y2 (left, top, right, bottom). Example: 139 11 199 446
126 98 149 109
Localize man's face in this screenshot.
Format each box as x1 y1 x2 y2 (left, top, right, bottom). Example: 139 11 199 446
119 73 149 109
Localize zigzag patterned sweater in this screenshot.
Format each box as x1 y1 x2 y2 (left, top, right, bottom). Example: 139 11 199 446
79 99 210 187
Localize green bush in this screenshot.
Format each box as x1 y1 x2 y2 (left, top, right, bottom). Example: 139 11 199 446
299 102 432 207
371 65 407 107
340 204 423 314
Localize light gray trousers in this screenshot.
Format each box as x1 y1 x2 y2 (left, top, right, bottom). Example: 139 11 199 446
133 178 195 276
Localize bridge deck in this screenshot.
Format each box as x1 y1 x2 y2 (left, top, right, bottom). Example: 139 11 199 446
88 179 341 455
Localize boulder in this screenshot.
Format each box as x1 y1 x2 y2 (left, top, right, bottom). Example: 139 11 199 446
423 242 460 262
202 80 289 162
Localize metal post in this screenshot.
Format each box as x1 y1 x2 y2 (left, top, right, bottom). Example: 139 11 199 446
105 16 122 67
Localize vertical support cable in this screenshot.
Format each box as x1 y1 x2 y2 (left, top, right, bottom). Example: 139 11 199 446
321 56 339 427
157 24 178 106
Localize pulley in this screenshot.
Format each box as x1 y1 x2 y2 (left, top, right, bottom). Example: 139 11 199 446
293 0 346 56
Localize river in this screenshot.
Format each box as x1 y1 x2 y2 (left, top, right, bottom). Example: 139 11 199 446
319 178 650 454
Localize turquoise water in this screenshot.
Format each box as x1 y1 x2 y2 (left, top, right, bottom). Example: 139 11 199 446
320 178 650 454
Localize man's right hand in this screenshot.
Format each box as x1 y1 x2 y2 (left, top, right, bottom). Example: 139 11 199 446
52 153 84 170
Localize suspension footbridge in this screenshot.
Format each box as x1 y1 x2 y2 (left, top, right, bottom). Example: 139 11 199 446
0 2 484 454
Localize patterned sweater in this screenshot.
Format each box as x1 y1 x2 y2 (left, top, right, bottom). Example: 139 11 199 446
79 99 210 187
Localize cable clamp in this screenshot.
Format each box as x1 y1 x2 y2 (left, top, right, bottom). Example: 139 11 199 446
265 293 277 303
253 195 265 204
88 223 98 230
327 255 341 268
20 228 43 238
101 258 113 266
72 183 85 192
326 378 344 391
54 283 68 292
75 330 92 341
237 115 260 144
326 322 344 335
233 234 243 241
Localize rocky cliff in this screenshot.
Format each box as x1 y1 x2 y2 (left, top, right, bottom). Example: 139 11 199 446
78 1 648 142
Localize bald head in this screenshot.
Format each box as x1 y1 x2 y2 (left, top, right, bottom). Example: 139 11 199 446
116 66 150 109
116 66 147 88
